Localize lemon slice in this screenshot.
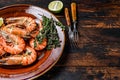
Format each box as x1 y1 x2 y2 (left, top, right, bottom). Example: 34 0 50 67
0 17 3 27
48 1 63 13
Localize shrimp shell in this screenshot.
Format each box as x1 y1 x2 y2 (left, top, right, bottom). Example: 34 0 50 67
0 31 25 54
0 45 6 56
6 17 36 33
1 23 28 38
0 46 37 66
30 38 47 51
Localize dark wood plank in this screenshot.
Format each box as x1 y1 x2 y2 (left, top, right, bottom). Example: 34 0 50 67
78 1 120 28
37 66 120 80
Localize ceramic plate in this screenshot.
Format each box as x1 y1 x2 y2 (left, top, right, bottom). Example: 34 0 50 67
0 4 65 80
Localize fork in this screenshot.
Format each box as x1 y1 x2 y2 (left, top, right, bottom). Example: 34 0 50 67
71 2 79 42
64 8 75 48
65 8 79 49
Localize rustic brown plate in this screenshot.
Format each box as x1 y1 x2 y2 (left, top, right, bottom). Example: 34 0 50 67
0 4 65 80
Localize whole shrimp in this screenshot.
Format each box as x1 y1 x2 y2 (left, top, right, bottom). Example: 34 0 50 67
1 23 28 38
30 21 47 50
30 38 47 51
30 20 43 38
0 31 25 54
5 16 36 32
0 46 37 66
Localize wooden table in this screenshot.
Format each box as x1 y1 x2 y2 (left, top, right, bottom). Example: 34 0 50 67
0 0 120 80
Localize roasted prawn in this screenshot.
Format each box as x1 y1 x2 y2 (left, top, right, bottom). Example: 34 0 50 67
0 46 37 66
30 21 47 50
0 31 25 54
6 17 36 32
1 23 28 38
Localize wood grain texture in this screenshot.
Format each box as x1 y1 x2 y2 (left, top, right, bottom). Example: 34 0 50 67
38 66 120 80
78 1 120 28
0 0 120 80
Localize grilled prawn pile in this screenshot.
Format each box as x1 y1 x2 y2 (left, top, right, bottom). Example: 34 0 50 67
0 17 47 66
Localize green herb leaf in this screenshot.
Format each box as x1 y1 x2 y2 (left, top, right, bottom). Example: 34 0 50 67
35 15 65 50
